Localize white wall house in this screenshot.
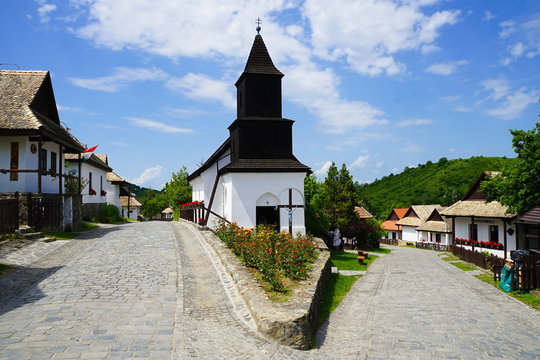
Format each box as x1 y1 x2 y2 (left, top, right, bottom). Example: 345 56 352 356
441 172 517 258
395 205 443 244
416 208 453 245
120 196 142 220
188 33 310 234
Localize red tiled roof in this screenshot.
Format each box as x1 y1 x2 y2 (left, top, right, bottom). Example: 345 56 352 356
394 208 408 219
354 206 373 219
382 220 400 231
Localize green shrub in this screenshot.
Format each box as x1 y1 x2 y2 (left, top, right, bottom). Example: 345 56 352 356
98 205 121 222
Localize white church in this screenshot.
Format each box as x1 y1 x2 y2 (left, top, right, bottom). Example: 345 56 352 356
188 30 311 234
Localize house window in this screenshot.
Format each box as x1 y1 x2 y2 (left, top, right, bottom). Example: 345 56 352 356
40 148 47 171
10 142 19 181
469 223 478 240
435 233 441 243
50 151 57 174
392 232 396 240
100 175 103 194
490 225 499 243
89 172 93 193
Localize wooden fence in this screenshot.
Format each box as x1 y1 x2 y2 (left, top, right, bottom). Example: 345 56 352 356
511 254 540 291
0 198 18 234
28 195 63 231
416 242 450 251
380 238 399 246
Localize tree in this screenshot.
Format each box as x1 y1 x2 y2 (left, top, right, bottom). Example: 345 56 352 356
163 166 192 212
323 163 358 230
304 174 331 236
481 121 540 215
140 190 168 218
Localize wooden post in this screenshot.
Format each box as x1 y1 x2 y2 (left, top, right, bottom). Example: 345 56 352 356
503 220 507 260
127 184 131 219
38 138 42 194
58 146 63 194
288 189 293 234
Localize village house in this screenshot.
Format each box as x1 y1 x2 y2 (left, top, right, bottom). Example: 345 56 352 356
381 208 408 241
395 205 443 244
120 195 142 220
161 206 174 221
514 207 540 253
441 171 517 257
416 207 453 246
0 70 85 231
187 30 311 233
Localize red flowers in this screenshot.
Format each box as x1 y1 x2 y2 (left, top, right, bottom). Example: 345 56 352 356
178 200 202 207
100 190 107 196
89 188 96 195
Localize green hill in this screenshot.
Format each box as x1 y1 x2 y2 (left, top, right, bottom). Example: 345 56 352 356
356 156 515 220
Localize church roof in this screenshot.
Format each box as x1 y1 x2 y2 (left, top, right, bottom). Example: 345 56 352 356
219 158 311 174
242 35 283 76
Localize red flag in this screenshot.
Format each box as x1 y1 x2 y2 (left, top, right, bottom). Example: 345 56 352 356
82 145 98 162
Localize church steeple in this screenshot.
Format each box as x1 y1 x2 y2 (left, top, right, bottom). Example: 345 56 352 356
235 32 284 119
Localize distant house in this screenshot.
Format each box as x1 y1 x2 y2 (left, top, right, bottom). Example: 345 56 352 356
162 206 174 221
120 195 142 220
65 153 112 219
514 207 540 252
0 70 85 231
354 205 373 220
106 170 131 210
381 208 408 241
395 205 443 244
416 208 453 245
441 171 517 257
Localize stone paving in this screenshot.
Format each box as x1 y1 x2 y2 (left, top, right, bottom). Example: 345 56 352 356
0 222 539 359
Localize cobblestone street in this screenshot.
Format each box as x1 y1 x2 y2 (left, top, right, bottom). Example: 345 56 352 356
1 221 539 359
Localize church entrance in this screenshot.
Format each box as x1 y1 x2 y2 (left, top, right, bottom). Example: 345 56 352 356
256 206 279 228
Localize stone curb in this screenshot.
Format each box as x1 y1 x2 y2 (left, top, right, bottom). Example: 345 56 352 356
179 219 331 350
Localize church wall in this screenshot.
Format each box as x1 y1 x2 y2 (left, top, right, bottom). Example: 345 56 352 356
225 172 306 234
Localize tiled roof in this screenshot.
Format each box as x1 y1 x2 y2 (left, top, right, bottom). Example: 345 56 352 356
354 206 373 219
396 205 442 227
65 153 112 172
394 208 408 219
381 220 400 231
441 200 515 219
0 70 85 152
119 196 142 207
242 35 283 76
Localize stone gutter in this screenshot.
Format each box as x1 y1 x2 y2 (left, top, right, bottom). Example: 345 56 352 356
181 220 331 350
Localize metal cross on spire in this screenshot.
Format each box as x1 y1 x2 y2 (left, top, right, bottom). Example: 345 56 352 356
256 17 262 34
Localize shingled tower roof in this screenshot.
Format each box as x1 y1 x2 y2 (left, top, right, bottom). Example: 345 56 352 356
242 35 283 76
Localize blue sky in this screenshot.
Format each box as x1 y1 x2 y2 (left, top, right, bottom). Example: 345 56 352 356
2 0 539 189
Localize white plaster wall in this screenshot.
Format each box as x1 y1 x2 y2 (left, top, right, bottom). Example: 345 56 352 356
454 218 470 239
123 206 140 220
64 162 108 204
454 217 516 250
106 183 121 209
402 226 417 242
0 137 63 194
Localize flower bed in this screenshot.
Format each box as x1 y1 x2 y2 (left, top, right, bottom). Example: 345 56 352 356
215 221 316 291
454 237 504 250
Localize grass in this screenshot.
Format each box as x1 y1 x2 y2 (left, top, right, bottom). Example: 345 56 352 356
450 261 478 271
440 254 460 262
475 273 540 311
44 222 99 240
319 273 361 324
366 248 391 254
330 251 378 271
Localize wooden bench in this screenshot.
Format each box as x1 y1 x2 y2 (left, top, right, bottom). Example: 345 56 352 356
357 250 369 264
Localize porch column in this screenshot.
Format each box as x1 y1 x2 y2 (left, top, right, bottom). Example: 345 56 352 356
503 220 507 260
58 146 63 194
471 216 475 251
451 217 455 246
38 138 42 194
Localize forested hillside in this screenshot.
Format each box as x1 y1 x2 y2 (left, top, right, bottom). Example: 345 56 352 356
356 156 515 220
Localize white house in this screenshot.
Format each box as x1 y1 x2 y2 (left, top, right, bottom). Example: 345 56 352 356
65 153 112 219
416 208 453 245
120 195 142 220
188 31 311 234
381 208 408 241
441 171 517 258
395 205 443 244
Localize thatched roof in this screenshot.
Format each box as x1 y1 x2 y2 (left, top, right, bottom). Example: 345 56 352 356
162 207 174 214
417 219 452 233
65 153 112 172
441 200 515 219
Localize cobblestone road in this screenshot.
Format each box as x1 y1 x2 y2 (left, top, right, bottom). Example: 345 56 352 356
0 222 539 359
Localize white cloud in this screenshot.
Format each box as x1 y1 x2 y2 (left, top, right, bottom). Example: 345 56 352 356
480 78 510 101
130 165 163 186
165 73 235 109
127 117 195 134
284 63 387 133
499 14 540 63
397 118 433 127
401 141 424 153
69 67 168 92
425 60 468 75
483 11 496 22
303 0 460 76
454 106 471 113
37 3 57 23
502 42 527 65
57 104 82 112
439 95 460 102
499 20 517 39
351 155 369 169
314 161 333 177
486 88 538 120
375 161 384 169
